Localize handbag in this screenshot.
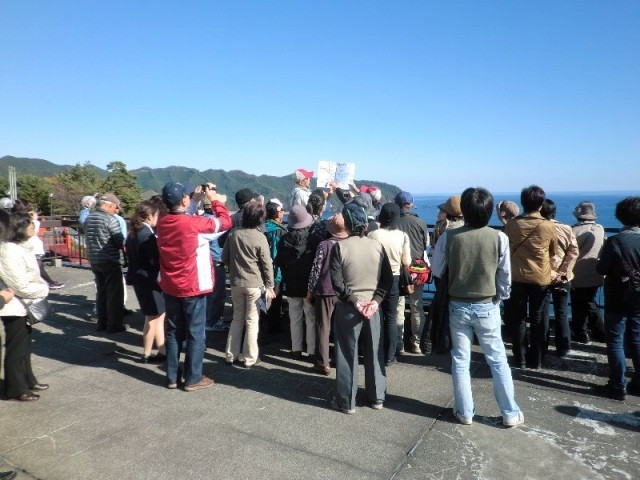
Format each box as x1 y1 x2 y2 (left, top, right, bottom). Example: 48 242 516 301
407 258 432 286
18 297 51 325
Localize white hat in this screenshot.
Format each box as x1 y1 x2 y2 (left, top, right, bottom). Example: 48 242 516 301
269 198 283 208
0 197 14 210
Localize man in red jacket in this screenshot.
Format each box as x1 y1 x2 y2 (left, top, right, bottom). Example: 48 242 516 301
156 182 231 391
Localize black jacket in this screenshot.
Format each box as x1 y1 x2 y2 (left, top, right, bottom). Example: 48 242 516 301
396 209 429 260
597 228 640 312
275 227 323 297
125 226 161 291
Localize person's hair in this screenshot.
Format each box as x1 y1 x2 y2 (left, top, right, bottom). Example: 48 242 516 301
242 202 266 229
615 196 640 227
7 211 33 243
147 195 168 215
306 193 325 216
129 201 160 237
461 187 493 229
10 198 30 214
312 188 326 198
540 199 557 220
0 210 10 242
520 185 546 213
265 202 281 220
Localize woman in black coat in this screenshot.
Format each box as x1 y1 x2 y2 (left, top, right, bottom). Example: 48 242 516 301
126 200 166 363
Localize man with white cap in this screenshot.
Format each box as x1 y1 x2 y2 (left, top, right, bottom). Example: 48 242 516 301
79 195 97 224
291 168 314 208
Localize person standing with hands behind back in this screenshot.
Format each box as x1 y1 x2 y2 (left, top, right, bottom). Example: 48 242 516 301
329 201 393 414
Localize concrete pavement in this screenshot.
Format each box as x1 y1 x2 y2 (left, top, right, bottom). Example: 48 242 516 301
1 265 639 480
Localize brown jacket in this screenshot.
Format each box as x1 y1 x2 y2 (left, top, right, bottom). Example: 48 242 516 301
550 220 579 283
504 212 557 286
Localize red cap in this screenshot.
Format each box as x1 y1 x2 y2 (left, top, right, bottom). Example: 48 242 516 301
360 185 378 194
294 168 314 181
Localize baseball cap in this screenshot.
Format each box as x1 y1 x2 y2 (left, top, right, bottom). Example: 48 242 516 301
394 191 414 206
162 182 187 206
99 193 121 207
293 168 314 182
342 200 368 232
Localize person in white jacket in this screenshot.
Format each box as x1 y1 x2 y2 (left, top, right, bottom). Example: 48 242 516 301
0 211 50 401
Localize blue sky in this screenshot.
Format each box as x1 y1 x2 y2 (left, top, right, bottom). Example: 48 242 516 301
1 1 638 194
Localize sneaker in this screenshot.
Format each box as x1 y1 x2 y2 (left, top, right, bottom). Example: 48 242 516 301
183 375 215 392
503 411 525 428
242 358 262 369
453 409 472 425
408 345 422 354
330 397 355 414
49 281 65 290
371 400 384 410
166 381 178 390
594 382 627 401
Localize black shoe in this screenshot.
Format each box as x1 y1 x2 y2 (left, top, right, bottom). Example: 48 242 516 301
556 349 571 358
0 469 17 480
594 382 627 401
626 381 640 396
106 324 129 334
291 351 303 360
574 332 591 345
96 325 107 332
123 308 136 316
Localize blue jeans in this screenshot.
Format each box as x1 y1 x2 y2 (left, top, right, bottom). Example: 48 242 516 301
164 293 207 386
381 275 400 364
449 300 520 421
604 309 640 389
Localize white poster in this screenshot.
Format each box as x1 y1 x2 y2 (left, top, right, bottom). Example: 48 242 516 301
316 161 356 189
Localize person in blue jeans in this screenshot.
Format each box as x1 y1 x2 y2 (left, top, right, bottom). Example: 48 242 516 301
595 196 640 401
432 187 524 427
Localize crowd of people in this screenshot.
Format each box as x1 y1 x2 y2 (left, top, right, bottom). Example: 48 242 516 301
1 173 639 430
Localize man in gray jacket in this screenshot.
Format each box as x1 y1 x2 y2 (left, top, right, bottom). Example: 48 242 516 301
85 193 125 333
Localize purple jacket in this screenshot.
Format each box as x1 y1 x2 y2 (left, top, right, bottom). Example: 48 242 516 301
308 236 344 296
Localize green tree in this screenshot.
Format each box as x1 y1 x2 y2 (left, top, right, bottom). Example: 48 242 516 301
50 162 104 216
17 174 55 213
102 161 142 216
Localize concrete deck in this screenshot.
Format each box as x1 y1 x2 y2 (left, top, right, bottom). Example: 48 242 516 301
1 265 638 480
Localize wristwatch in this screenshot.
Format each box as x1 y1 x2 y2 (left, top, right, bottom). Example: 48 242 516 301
355 301 363 309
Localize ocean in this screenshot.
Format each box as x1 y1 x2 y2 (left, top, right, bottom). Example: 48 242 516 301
410 192 639 230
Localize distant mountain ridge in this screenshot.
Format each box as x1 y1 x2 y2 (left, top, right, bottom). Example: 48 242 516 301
1 156 401 207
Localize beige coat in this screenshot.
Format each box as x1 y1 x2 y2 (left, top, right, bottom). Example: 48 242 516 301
0 241 50 317
571 221 606 288
504 212 557 286
550 220 579 283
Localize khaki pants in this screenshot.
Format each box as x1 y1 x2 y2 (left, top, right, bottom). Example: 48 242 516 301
288 297 316 354
396 286 426 350
226 286 261 366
